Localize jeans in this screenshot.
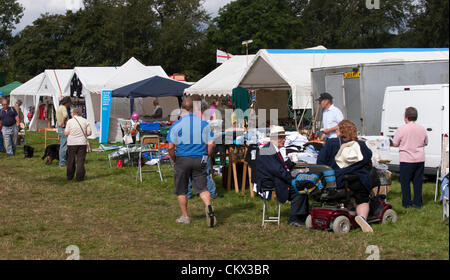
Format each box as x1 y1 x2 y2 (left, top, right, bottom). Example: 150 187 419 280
0 131 4 152
2 125 17 156
400 162 424 208
58 126 67 166
187 159 219 198
288 187 309 223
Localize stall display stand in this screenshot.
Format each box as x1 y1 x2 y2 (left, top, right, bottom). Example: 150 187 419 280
44 128 59 148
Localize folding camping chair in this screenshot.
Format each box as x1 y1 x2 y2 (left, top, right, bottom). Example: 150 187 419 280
136 135 163 182
99 143 125 168
259 179 281 228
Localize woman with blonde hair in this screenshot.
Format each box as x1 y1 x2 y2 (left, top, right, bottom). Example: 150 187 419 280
317 120 375 233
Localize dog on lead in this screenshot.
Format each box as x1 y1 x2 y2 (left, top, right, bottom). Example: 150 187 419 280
42 144 61 165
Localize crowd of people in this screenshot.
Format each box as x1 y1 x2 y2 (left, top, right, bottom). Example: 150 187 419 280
0 92 429 232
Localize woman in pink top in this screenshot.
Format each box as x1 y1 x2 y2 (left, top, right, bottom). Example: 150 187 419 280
394 107 428 208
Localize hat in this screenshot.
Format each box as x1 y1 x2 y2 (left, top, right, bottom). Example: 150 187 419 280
269 125 287 137
335 141 364 169
317 92 333 102
60 96 72 105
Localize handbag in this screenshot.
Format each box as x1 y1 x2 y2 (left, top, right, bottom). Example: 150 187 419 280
73 116 91 153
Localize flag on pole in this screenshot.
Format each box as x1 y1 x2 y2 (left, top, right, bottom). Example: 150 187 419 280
217 50 234 64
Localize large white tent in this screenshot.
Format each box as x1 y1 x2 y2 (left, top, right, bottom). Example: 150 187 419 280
10 69 74 131
238 48 450 109
10 57 170 142
184 55 255 97
65 57 170 141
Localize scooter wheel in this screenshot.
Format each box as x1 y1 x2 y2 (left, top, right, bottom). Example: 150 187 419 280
332 216 351 234
305 215 313 230
382 209 398 224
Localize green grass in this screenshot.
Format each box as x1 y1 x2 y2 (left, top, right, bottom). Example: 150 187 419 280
0 131 448 260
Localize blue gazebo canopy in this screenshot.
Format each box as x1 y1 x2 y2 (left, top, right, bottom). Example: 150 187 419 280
112 76 190 98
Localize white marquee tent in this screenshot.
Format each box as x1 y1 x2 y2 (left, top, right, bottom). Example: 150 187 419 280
238 48 450 109
11 57 171 142
184 55 256 97
69 58 170 140
10 69 74 131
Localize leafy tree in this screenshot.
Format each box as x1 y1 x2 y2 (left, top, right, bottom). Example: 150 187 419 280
293 0 414 49
406 0 449 47
207 0 301 55
150 0 211 77
9 13 77 81
0 0 23 72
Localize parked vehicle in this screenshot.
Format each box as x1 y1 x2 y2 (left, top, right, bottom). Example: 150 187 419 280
381 84 449 175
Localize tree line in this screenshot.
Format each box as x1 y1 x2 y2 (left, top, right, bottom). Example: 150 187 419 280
0 0 448 85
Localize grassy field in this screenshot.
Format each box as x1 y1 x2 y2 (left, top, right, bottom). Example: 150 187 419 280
0 131 448 260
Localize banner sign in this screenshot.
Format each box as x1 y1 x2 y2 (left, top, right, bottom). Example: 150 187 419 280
100 90 112 144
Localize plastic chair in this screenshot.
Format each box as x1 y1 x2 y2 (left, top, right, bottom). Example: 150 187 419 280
136 135 163 182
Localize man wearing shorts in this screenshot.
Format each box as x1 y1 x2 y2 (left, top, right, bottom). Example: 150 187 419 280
168 97 217 227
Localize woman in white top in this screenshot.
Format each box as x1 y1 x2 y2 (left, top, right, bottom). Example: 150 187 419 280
64 107 92 181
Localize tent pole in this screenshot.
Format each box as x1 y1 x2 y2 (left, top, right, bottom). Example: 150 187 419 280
294 110 298 132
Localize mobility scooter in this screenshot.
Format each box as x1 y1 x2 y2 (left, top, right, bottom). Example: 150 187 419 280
291 165 398 234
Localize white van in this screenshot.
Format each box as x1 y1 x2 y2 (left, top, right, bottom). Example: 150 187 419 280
381 84 449 175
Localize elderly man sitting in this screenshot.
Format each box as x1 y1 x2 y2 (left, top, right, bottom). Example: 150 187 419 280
255 126 309 227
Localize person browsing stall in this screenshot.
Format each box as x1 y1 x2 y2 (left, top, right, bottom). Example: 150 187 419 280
255 126 310 227
393 107 428 209
167 97 217 227
56 97 72 167
317 120 374 233
186 95 222 199
64 107 91 182
317 92 344 141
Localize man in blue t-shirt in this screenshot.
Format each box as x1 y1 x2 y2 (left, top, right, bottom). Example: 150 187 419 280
0 98 19 156
167 97 217 227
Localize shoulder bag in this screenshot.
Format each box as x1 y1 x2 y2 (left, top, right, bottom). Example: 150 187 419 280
73 117 92 153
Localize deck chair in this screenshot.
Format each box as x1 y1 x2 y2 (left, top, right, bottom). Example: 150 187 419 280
136 135 163 182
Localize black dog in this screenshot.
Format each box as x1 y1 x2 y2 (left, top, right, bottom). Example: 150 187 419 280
42 144 60 165
24 145 34 158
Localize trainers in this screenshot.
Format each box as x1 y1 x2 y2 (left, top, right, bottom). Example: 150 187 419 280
205 205 217 228
288 221 305 227
355 216 373 233
176 216 191 225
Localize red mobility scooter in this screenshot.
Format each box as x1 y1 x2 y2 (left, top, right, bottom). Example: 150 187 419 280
292 166 398 234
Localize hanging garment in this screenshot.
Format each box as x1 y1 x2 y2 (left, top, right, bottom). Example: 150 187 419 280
231 87 251 112
39 104 46 120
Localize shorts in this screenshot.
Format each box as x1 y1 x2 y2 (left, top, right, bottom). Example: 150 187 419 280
174 156 208 196
348 179 370 205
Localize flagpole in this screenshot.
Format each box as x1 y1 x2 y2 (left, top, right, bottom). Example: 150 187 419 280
242 40 253 66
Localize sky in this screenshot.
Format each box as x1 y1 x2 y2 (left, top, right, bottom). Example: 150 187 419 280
14 0 235 33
